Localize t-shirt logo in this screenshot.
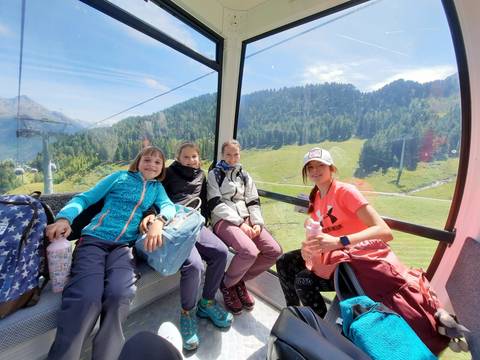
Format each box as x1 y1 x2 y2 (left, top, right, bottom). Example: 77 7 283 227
319 205 338 227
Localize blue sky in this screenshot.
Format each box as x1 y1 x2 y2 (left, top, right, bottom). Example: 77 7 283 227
243 0 457 94
0 0 458 126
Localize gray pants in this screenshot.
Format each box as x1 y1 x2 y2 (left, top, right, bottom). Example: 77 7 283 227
180 227 228 310
48 236 137 360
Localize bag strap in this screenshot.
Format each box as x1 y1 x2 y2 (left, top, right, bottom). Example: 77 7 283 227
288 306 323 330
183 197 202 211
30 191 42 199
334 263 365 301
351 302 397 321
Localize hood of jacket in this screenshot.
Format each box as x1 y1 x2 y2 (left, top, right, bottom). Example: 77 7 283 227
163 161 206 207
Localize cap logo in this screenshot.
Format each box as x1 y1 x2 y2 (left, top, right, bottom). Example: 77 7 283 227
308 148 322 159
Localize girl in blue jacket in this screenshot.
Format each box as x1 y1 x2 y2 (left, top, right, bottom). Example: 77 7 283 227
46 146 176 360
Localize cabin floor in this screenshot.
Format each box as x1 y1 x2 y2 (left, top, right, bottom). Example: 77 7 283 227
80 287 279 360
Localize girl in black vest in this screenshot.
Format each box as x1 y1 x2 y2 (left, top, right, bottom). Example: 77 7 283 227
141 142 232 351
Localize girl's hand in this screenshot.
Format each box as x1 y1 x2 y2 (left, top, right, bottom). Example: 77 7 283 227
140 214 155 234
46 219 72 241
252 224 262 238
300 245 314 262
304 217 313 228
144 221 163 252
240 222 255 239
302 232 343 254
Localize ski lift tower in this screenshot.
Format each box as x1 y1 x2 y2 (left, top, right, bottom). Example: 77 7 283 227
16 115 68 194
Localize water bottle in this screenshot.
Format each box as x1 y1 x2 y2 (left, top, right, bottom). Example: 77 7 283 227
304 218 322 270
47 237 73 293
305 219 322 238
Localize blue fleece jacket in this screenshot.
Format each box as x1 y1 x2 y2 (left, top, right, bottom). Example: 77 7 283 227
56 170 175 243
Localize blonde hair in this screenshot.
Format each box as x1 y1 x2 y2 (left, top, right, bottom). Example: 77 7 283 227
176 141 202 166
128 146 167 181
221 139 241 154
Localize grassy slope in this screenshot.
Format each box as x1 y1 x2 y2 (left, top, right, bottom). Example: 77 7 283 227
10 163 129 194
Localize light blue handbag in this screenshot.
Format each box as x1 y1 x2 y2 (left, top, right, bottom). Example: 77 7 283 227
135 198 205 276
340 295 437 360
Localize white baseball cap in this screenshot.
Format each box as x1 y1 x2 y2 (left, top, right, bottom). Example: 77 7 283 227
303 147 334 166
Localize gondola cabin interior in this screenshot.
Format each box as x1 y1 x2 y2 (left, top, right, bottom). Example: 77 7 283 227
0 0 479 359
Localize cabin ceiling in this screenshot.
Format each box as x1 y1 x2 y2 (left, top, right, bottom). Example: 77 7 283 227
173 0 350 40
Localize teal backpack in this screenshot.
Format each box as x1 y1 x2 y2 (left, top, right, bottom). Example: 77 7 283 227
340 295 437 360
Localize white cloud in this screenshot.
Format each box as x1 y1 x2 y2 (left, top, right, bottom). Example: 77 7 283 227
368 65 457 91
302 62 368 85
0 23 11 36
144 78 169 91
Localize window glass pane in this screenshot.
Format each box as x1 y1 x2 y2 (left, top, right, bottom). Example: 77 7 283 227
0 1 21 193
238 0 461 267
108 0 216 60
1 0 217 195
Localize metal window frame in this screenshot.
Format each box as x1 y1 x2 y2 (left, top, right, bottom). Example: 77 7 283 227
233 0 471 278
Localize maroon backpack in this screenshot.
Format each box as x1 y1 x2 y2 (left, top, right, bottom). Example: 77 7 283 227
342 240 450 354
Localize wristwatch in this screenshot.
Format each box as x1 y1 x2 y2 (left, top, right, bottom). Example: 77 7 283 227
339 235 351 247
155 214 169 225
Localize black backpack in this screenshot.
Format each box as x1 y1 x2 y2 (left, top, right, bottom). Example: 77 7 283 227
268 306 371 360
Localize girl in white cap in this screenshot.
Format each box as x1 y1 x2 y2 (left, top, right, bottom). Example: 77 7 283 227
276 147 393 317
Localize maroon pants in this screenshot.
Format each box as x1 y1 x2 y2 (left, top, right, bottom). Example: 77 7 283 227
214 220 282 288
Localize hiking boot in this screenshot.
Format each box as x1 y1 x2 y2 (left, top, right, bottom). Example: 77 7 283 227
197 298 233 328
235 280 255 310
180 309 199 351
220 281 243 315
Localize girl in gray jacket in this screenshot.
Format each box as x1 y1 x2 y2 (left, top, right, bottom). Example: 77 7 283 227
207 140 282 315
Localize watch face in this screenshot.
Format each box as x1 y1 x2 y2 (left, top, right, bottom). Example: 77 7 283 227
340 236 350 246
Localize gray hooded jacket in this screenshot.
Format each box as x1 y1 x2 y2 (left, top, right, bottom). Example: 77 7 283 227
207 163 264 228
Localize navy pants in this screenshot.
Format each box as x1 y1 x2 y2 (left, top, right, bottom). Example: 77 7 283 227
180 227 228 310
276 249 334 317
48 236 137 360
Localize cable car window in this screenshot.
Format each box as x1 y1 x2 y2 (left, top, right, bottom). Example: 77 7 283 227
237 0 461 268
107 0 217 61
1 0 218 195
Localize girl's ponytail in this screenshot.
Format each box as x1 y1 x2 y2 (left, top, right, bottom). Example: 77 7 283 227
308 185 318 214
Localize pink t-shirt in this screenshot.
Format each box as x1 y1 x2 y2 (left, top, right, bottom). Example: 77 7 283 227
311 180 368 237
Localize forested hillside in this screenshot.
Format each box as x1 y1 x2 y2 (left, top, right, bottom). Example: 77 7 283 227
2 75 460 193
237 75 460 175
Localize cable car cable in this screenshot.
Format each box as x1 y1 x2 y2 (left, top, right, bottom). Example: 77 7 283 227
15 0 27 169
